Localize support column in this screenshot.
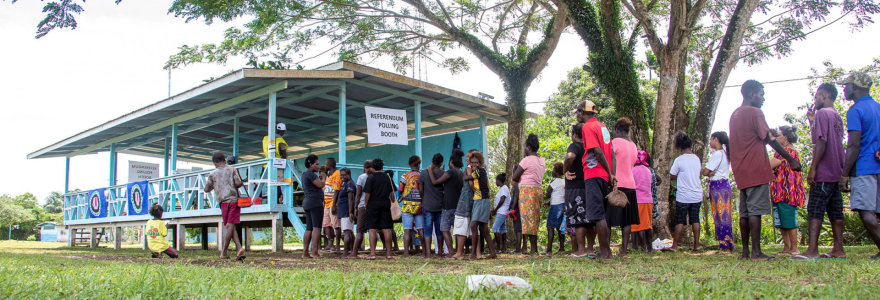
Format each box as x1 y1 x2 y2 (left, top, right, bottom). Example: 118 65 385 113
338 83 347 165
109 143 117 186
163 137 170 176
415 100 423 168
114 227 122 249
271 217 283 252
170 124 178 174
232 117 240 158
479 115 488 155
201 224 209 250
217 221 225 252
175 224 186 251
243 227 251 251
267 92 278 209
67 227 75 247
64 157 70 193
142 225 148 250
89 227 98 248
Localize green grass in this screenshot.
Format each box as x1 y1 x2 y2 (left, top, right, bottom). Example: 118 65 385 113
0 241 878 299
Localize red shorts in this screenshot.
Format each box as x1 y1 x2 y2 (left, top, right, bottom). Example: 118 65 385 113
221 202 241 225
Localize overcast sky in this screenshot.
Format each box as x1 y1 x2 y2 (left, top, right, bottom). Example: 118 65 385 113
1 1 878 203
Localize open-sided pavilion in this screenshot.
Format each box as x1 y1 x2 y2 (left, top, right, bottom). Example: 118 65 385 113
28 61 516 252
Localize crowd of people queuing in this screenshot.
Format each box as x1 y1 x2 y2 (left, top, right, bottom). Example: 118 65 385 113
146 73 880 262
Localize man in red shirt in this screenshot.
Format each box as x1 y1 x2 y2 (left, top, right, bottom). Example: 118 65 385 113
729 80 801 261
576 100 616 260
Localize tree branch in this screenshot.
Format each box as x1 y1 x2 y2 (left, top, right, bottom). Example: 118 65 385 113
621 0 664 55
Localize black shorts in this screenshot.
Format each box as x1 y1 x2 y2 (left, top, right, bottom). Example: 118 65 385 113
584 177 610 222
808 182 845 222
674 202 701 225
356 207 368 234
364 204 393 230
304 207 324 230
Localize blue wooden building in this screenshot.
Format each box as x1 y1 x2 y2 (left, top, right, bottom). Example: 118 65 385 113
28 62 515 252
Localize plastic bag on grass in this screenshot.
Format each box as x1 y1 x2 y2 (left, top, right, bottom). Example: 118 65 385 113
466 275 532 291
652 238 673 250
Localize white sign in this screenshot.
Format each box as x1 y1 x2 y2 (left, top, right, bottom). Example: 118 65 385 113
364 106 408 145
128 161 160 182
273 158 287 169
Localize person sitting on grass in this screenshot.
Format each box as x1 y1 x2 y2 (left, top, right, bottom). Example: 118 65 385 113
668 131 703 252
146 203 178 259
491 173 511 254
205 152 245 260
543 162 566 255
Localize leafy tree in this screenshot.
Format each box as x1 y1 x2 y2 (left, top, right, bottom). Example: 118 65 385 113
43 192 64 214
16 0 572 183
0 195 35 240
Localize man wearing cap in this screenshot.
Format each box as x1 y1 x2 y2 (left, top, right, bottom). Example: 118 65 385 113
575 100 615 260
263 123 288 203
841 71 880 259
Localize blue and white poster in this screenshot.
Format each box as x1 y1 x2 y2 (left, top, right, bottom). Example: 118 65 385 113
87 188 107 219
127 181 150 216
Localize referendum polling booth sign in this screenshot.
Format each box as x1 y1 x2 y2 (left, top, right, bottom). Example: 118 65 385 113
127 181 150 215
128 161 160 182
364 106 408 145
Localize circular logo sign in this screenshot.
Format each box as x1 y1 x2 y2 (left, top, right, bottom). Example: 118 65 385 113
130 185 144 214
89 191 102 216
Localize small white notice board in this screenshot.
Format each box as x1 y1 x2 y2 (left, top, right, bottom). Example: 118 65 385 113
364 106 408 145
128 161 160 182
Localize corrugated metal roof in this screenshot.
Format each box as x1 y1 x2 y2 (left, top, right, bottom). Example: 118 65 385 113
28 62 521 163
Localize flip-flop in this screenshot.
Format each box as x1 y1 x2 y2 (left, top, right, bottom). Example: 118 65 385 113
790 255 820 261
820 253 847 260
235 255 246 261
751 255 776 261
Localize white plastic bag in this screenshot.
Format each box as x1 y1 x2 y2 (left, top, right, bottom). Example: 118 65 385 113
652 238 673 250
466 275 532 291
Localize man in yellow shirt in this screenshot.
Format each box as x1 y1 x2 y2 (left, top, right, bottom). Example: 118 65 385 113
262 123 288 203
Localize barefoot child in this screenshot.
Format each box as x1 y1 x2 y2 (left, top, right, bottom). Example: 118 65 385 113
492 173 510 253
399 156 427 258
543 163 566 255
146 203 178 258
669 132 704 252
467 151 497 259
334 168 357 257
204 152 245 260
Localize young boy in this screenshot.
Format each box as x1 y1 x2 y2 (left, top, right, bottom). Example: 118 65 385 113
669 132 704 252
146 203 178 258
399 156 427 258
205 152 244 260
491 173 510 253
334 168 357 257
544 163 566 255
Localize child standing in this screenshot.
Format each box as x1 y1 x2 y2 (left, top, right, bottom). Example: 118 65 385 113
399 156 426 258
491 173 510 253
146 203 178 258
544 163 566 255
204 152 244 260
334 168 357 257
466 151 497 259
669 131 704 252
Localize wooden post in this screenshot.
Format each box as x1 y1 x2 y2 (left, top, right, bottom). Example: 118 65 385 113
200 224 209 250
217 221 225 252
114 227 123 249
67 227 75 247
242 226 251 251
271 217 283 252
175 224 186 251
89 227 98 248
142 225 148 250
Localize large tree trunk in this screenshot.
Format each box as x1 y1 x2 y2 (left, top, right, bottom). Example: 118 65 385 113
503 79 528 185
650 53 684 238
561 0 652 150
690 0 761 159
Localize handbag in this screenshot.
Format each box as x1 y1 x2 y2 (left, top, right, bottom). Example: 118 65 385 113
388 174 402 221
606 187 628 207
233 169 253 208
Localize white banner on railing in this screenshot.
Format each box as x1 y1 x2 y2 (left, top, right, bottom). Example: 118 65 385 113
128 161 160 182
364 106 408 145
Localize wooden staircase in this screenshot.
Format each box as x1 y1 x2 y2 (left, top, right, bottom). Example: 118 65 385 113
72 228 105 247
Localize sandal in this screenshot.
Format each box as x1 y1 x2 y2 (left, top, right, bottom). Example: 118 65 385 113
789 255 820 261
